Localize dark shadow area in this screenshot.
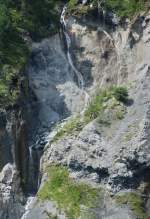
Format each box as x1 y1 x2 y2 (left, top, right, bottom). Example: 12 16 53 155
111 158 150 190
125 98 134 107
0 110 13 171
68 160 109 183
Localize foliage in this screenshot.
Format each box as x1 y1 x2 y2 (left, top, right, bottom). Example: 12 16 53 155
52 116 84 142
115 192 148 219
84 86 128 122
0 0 63 106
111 86 128 103
68 0 148 18
104 0 148 18
38 165 100 219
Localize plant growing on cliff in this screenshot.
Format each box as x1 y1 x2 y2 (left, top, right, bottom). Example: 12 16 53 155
38 165 101 219
52 86 128 142
111 86 128 103
84 86 128 122
52 116 84 142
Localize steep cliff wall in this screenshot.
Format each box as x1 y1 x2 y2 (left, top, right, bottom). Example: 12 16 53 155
37 9 150 219
1 3 150 219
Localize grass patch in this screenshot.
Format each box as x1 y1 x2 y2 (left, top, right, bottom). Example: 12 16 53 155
52 116 84 142
115 192 148 219
84 86 128 123
38 165 101 219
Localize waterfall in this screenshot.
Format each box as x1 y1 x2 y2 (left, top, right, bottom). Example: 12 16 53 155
60 6 90 110
61 6 84 89
29 146 33 162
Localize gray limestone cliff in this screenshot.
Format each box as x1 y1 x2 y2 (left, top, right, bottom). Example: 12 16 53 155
1 5 150 219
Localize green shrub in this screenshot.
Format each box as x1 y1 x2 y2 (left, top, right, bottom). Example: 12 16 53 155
68 0 78 10
84 86 128 123
38 165 101 219
112 86 128 103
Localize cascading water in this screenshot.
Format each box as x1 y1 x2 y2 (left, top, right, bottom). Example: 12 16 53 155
61 6 84 89
61 6 90 110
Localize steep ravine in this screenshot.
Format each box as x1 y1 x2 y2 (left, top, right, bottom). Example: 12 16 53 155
1 5 150 219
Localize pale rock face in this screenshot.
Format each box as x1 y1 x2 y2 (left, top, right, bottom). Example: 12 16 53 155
41 12 150 192
26 36 85 129
0 164 25 219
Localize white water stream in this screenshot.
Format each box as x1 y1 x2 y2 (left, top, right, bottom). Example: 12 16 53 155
61 6 90 111
21 196 35 219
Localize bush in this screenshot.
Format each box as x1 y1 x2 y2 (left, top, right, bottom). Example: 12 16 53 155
84 86 128 123
112 86 128 103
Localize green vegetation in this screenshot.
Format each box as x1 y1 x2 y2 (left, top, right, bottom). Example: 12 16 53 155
84 86 128 123
52 86 128 142
68 0 97 16
115 192 148 219
111 86 128 103
0 0 63 106
68 0 148 18
104 0 148 18
38 165 101 219
52 116 84 142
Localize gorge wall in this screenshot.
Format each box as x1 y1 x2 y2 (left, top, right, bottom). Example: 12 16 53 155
1 3 150 219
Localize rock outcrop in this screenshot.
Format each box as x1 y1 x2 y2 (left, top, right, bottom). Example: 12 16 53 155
0 164 25 219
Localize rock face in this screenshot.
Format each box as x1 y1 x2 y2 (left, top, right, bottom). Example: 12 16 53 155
42 11 150 190
0 164 25 219
25 35 86 129
1 5 150 219
39 10 150 219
